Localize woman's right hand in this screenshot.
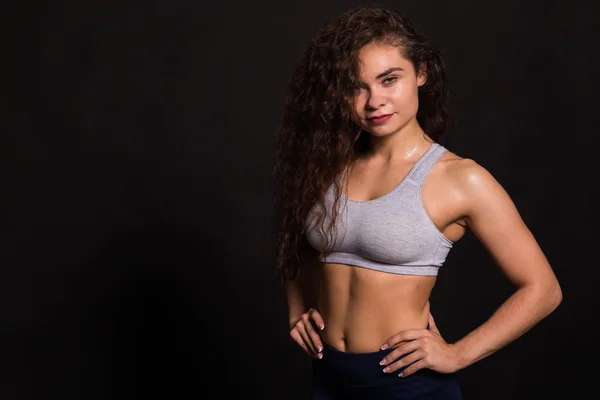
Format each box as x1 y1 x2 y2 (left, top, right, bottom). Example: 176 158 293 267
289 308 326 359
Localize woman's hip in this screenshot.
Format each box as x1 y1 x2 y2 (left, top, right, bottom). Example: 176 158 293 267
311 341 461 399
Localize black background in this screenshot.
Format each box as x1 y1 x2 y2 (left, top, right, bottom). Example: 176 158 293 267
3 1 598 399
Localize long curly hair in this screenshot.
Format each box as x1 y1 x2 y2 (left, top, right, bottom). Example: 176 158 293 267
272 5 450 281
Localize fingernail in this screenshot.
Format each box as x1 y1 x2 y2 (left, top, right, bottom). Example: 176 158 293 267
382 367 390 373
319 325 325 330
317 353 323 359
318 346 323 352
379 359 386 365
381 344 388 350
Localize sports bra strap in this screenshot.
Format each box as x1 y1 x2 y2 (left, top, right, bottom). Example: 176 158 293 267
407 143 446 186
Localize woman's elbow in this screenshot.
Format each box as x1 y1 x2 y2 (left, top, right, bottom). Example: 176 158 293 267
550 280 563 310
541 277 563 315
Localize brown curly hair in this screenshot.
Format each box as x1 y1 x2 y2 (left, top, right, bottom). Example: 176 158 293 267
272 5 450 281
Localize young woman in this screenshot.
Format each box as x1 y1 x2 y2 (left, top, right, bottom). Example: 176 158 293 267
272 5 562 399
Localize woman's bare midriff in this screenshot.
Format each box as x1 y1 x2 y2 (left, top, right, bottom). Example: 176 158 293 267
315 262 436 353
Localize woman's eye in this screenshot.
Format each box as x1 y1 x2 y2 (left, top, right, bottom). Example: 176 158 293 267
383 76 397 85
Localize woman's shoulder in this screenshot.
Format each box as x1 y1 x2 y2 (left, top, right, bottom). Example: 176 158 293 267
438 149 503 196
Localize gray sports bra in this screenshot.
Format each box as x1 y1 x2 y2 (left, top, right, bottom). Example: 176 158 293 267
304 142 453 276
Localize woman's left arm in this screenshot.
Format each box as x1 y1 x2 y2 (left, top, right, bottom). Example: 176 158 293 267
450 159 563 369
378 159 563 377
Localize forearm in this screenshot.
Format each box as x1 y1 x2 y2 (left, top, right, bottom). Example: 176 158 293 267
453 281 562 369
285 277 310 327
284 238 321 326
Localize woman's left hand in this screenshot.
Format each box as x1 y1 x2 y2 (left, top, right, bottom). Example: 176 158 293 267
378 312 462 377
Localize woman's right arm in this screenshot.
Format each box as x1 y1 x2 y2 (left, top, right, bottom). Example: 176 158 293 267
284 238 325 358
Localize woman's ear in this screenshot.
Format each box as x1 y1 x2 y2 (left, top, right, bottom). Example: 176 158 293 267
417 62 427 87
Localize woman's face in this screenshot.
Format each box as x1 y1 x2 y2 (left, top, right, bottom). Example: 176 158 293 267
352 42 426 137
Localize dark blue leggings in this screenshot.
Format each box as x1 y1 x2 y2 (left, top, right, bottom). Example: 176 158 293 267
311 341 462 399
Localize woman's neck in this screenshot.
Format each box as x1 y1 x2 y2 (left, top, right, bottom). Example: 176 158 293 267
366 122 431 163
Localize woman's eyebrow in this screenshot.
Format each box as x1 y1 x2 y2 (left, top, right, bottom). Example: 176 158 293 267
376 67 404 79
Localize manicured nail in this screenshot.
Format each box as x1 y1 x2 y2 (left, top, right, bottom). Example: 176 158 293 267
317 353 323 359
318 346 323 352
379 359 387 365
382 367 390 373
319 325 325 330
380 344 388 350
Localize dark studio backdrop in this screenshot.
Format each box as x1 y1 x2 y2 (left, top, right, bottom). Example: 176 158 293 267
2 0 598 399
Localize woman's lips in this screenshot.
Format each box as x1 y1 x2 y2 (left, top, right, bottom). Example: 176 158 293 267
367 113 393 124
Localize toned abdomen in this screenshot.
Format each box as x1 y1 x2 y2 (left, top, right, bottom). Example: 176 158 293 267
316 262 436 353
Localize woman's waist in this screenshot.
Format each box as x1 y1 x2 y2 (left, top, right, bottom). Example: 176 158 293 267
316 302 430 353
